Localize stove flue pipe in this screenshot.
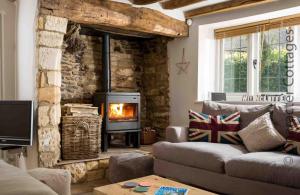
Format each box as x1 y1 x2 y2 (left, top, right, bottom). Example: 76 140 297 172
102 33 111 93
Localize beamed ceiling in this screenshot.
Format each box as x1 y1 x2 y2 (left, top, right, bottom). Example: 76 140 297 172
128 0 274 18
39 0 275 38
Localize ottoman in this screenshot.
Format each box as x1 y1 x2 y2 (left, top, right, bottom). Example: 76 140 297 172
108 152 153 183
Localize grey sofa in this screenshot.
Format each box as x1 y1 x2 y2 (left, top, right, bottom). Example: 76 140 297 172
153 101 300 195
0 160 71 195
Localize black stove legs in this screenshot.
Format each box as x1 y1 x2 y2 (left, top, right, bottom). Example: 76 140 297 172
125 132 140 148
131 131 141 148
101 132 109 152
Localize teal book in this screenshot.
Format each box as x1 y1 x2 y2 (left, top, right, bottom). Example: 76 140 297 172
155 186 189 195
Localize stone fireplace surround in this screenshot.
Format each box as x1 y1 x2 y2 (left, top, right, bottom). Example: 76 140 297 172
36 13 170 178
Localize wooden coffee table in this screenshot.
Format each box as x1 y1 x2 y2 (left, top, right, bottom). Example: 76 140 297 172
94 175 216 195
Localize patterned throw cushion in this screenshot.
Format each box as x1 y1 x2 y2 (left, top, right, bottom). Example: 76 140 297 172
188 110 242 144
284 116 300 155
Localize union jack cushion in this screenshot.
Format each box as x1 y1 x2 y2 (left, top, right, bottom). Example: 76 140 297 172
284 116 300 155
188 110 242 144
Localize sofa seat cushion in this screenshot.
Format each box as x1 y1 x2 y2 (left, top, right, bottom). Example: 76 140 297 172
0 160 57 195
225 152 300 188
153 141 247 173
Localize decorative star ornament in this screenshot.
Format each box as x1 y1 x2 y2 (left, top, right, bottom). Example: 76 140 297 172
176 48 190 75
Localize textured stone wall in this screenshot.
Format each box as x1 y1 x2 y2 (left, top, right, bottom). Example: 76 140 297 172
61 35 144 103
142 38 170 138
60 31 169 137
37 15 68 167
110 38 143 92
56 159 109 183
61 33 146 125
61 35 102 104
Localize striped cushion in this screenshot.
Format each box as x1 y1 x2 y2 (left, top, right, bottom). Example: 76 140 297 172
188 110 242 144
284 116 300 155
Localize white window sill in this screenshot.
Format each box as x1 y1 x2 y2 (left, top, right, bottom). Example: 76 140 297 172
195 96 300 104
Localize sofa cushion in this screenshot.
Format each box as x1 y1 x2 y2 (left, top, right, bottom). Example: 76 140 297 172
284 116 300 155
0 160 57 195
189 110 242 144
273 103 300 137
225 152 300 188
238 112 286 152
202 101 272 129
28 168 71 195
153 141 247 173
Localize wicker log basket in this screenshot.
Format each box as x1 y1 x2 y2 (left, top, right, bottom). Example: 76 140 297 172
141 127 157 145
62 115 102 160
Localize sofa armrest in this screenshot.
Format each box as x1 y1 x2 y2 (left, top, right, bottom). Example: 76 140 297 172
28 168 71 195
166 126 188 143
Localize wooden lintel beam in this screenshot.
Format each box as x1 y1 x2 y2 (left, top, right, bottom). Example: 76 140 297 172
185 0 273 18
40 0 188 38
161 0 205 10
129 0 161 5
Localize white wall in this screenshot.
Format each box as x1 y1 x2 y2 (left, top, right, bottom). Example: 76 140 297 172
0 0 17 99
17 0 37 100
16 0 38 169
113 0 185 21
168 0 300 127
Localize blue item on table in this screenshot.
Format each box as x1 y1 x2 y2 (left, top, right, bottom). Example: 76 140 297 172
155 186 189 195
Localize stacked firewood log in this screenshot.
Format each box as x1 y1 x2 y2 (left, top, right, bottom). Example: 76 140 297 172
62 104 99 116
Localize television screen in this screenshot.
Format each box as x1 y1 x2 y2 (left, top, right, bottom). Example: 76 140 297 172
0 101 33 146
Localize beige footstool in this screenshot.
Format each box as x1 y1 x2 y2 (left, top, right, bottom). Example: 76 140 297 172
108 153 153 183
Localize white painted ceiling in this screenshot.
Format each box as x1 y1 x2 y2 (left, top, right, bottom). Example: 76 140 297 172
113 0 229 21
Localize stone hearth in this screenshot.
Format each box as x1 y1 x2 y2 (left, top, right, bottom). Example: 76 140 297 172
36 14 170 171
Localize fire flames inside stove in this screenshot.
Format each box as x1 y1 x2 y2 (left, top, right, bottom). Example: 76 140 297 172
108 103 137 121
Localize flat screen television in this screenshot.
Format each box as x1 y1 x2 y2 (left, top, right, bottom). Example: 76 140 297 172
0 101 33 146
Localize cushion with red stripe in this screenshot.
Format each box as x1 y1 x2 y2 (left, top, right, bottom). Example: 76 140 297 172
188 110 242 144
284 116 300 155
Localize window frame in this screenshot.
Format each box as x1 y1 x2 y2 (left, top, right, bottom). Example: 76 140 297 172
258 28 292 94
217 28 294 100
217 34 251 98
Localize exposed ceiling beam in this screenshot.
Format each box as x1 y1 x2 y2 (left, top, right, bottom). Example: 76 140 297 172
40 0 188 38
185 0 273 18
161 0 206 10
129 0 161 5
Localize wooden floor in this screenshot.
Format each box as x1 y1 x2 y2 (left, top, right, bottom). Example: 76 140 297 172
71 145 153 195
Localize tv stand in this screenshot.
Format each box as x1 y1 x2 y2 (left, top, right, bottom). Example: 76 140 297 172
0 146 27 158
0 146 23 150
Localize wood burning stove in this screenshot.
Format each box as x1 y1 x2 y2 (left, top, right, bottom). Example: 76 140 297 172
94 92 140 151
93 33 141 152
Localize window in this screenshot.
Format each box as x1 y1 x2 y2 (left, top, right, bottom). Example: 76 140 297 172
219 27 292 96
223 35 248 93
260 28 288 93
